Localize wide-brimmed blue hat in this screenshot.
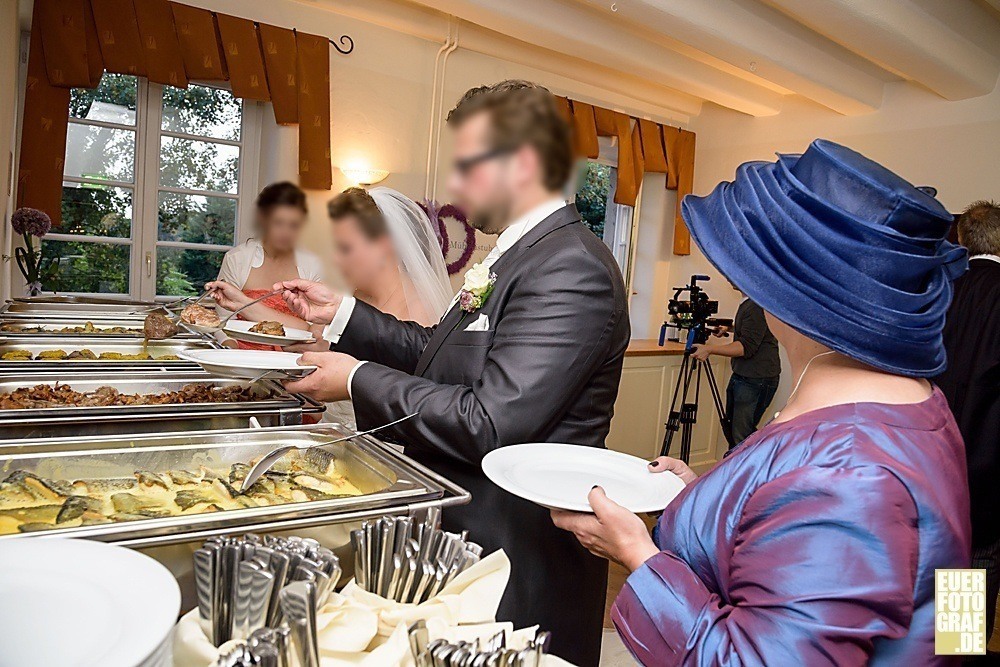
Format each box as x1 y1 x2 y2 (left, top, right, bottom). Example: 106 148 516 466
682 139 968 377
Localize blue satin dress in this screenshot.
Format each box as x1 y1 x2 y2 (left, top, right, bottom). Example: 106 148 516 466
612 387 971 665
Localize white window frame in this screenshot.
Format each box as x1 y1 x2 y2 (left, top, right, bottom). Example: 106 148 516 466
39 75 262 301
574 134 639 296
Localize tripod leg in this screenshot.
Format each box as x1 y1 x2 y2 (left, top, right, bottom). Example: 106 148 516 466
702 360 735 448
660 353 691 458
680 358 709 464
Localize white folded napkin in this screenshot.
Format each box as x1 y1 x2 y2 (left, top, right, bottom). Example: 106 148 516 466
464 313 490 331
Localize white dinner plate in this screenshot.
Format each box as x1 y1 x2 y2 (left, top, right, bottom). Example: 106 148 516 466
0 538 180 667
178 349 317 379
482 443 686 513
222 320 315 346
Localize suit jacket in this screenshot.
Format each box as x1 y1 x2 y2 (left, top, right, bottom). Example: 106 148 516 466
334 204 630 667
935 257 1000 549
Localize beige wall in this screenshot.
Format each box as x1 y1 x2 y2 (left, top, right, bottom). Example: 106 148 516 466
0 0 20 301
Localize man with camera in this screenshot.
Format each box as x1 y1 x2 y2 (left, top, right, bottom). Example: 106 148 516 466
692 293 780 448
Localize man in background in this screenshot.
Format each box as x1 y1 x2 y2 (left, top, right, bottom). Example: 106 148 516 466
692 293 780 447
935 200 1000 645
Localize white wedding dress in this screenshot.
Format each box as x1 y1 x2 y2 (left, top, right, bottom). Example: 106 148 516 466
322 187 452 429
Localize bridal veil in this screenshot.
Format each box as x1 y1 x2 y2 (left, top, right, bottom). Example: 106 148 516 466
367 187 453 324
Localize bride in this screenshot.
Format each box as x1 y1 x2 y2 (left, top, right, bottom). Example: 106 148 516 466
324 187 452 326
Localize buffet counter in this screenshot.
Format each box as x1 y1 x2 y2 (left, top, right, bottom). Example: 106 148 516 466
608 338 730 472
625 339 687 356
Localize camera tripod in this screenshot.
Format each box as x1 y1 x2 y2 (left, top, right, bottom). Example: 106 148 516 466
659 326 735 462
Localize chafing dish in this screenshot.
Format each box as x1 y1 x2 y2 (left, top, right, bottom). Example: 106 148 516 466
0 315 204 338
0 371 324 438
0 424 471 609
0 335 220 371
3 296 168 317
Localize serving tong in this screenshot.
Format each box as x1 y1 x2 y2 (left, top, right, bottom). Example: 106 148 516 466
408 621 553 667
350 509 483 604
195 533 340 652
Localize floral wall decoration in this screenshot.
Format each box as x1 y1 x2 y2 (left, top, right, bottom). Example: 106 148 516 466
420 199 478 276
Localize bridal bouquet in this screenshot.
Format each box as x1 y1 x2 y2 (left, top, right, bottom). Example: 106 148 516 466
9 207 58 295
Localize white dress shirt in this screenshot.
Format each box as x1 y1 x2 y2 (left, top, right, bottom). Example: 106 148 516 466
326 197 568 396
970 254 1000 265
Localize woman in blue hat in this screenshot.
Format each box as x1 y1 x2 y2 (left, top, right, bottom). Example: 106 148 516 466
553 140 971 665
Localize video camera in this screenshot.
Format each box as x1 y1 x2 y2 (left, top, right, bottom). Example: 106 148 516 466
659 275 734 349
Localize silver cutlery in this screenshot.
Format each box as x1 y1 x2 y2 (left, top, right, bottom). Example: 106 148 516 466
239 412 418 492
199 534 340 649
353 513 483 604
407 628 553 667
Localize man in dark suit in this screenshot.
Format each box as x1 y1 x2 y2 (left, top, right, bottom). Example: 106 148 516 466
280 80 630 667
935 199 1000 646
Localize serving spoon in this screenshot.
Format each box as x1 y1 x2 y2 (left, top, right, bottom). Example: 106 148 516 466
186 288 285 334
239 412 418 493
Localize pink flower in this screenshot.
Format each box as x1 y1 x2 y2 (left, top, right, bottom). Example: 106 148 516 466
459 291 475 310
11 207 52 238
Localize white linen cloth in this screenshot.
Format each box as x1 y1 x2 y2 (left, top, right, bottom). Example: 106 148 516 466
171 549 573 666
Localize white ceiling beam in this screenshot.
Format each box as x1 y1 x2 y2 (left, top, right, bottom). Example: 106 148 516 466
575 0 886 115
765 0 1000 100
398 0 787 116
459 22 703 120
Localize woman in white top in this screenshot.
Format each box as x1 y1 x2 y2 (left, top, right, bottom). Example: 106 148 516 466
209 182 323 349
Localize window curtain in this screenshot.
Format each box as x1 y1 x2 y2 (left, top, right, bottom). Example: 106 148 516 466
561 94 695 256
18 0 335 225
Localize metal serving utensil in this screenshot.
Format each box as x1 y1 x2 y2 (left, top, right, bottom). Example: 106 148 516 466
239 413 417 492
186 287 284 334
158 288 214 312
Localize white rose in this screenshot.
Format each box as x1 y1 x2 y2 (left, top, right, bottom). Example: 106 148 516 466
463 262 491 292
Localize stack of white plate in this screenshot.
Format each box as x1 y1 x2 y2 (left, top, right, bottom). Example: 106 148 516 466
0 539 180 667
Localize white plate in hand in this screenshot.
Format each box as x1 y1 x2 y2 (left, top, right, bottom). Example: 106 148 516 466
178 349 317 379
482 443 685 513
0 538 180 667
222 320 316 346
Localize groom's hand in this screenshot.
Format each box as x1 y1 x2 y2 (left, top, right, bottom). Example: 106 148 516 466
282 351 358 402
275 280 343 325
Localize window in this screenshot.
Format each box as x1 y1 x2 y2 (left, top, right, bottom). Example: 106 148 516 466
40 73 260 299
574 159 636 278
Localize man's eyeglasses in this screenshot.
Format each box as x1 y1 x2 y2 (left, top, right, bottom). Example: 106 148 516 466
453 147 513 176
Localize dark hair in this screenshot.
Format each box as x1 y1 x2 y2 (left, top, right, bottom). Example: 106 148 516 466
446 80 573 191
956 200 1000 256
256 181 307 215
326 187 386 239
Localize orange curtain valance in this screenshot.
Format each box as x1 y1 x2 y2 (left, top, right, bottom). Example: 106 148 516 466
19 0 338 224
560 94 695 256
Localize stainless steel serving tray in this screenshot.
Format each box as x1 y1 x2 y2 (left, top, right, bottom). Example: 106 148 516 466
0 424 468 545
3 297 168 317
0 335 219 371
0 424 471 608
0 370 324 438
0 315 203 338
